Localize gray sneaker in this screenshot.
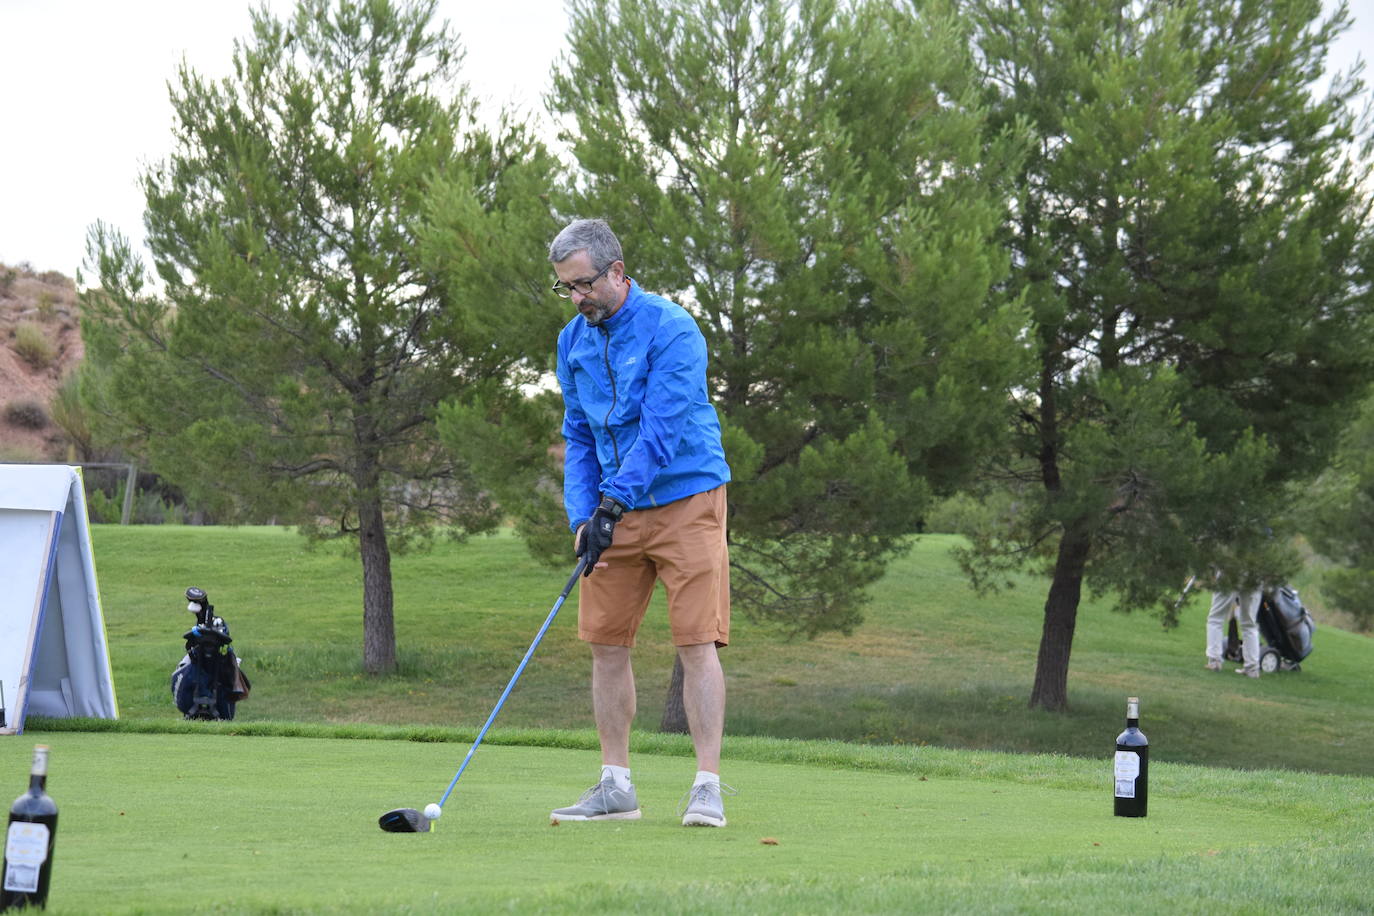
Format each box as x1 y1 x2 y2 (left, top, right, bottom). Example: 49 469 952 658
550 779 641 822
679 781 736 827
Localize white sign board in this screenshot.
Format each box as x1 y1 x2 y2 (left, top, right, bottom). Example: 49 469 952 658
0 465 118 735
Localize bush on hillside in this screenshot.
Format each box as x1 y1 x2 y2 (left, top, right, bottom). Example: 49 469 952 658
12 321 55 369
4 399 49 430
0 442 45 462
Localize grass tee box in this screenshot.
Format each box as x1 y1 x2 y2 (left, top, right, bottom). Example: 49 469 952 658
2 730 1371 914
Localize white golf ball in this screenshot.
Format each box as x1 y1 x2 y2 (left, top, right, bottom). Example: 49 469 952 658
424 803 442 821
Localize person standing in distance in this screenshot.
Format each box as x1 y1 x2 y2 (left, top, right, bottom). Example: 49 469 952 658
548 218 733 827
1206 569 1263 678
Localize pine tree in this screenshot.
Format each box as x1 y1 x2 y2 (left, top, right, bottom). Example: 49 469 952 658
79 0 561 673
960 0 1374 709
1300 391 1374 633
541 0 1027 640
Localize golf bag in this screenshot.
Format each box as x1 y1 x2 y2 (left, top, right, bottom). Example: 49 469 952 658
1225 584 1316 673
171 587 250 720
1258 585 1315 664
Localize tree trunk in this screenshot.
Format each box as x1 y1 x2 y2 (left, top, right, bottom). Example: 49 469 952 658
1029 523 1092 712
660 653 689 733
358 487 397 675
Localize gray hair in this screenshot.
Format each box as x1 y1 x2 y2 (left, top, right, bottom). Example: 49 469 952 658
549 218 623 269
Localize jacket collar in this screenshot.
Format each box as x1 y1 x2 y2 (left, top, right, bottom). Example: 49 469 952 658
600 278 642 329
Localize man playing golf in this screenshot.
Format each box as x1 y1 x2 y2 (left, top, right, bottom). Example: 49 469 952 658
548 218 733 827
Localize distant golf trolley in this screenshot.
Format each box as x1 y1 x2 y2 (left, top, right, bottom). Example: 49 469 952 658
1223 584 1316 674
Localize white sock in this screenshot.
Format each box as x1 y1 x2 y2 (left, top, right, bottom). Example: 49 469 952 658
693 770 720 789
601 765 632 791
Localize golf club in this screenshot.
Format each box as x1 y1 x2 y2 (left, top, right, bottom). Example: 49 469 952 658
1171 574 1197 613
379 556 588 833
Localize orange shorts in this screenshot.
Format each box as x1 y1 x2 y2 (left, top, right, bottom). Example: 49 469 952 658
577 486 730 648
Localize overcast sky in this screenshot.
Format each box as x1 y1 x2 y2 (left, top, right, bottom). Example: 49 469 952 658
1 0 1369 280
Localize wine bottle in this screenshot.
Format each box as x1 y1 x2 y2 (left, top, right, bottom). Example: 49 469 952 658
1113 696 1149 817
1 745 59 911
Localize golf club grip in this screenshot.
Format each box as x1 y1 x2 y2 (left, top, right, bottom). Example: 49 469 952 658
436 559 587 807
563 555 590 594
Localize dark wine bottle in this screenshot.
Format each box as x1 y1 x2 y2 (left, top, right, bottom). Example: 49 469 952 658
1 745 58 911
1113 696 1149 817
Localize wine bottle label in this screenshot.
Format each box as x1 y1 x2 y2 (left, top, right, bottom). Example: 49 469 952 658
3 821 50 893
1113 751 1140 798
3 861 40 894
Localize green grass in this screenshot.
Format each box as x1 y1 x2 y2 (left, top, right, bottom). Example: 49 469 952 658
86 525 1374 776
7 525 1373 913
3 729 1371 914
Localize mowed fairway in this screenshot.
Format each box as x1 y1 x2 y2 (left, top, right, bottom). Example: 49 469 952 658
3 731 1369 914
85 526 1374 776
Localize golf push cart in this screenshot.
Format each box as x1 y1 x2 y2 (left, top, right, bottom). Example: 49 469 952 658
171 586 251 720
1225 584 1316 674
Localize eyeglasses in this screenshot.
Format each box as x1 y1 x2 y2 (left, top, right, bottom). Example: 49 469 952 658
551 262 614 298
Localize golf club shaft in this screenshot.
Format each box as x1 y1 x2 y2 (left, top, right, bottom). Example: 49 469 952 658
436 556 588 808
1172 574 1197 611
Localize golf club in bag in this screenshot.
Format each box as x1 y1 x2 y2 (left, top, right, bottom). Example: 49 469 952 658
379 557 587 832
171 586 251 720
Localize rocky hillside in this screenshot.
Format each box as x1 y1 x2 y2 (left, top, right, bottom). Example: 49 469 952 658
0 262 84 462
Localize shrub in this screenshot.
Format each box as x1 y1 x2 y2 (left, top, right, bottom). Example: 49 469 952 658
50 372 94 457
85 485 191 525
12 321 54 368
4 399 49 430
1320 567 1374 633
87 487 121 524
924 489 1018 538
0 268 16 296
0 443 45 463
37 290 58 319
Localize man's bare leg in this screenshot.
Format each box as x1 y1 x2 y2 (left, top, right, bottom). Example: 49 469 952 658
677 642 725 772
549 642 641 822
591 643 635 766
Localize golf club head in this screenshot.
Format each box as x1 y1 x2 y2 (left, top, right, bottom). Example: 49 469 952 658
378 807 431 833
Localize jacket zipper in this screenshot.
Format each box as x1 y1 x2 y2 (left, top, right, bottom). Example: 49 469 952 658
600 325 622 468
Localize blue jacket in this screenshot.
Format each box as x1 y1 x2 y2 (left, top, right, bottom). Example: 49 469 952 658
557 279 731 530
